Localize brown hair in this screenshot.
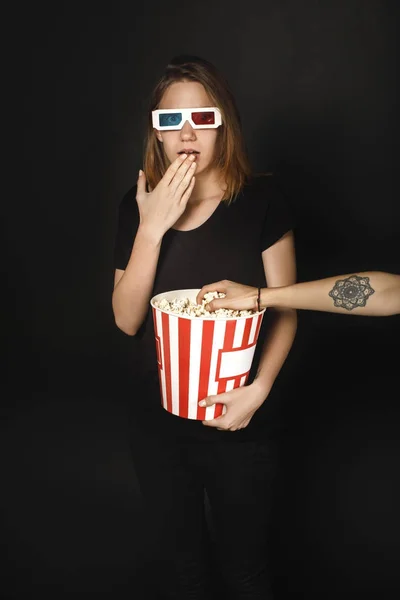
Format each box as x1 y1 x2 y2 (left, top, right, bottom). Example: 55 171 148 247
142 55 253 204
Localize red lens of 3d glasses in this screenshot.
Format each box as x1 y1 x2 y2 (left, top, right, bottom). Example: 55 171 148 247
191 111 216 125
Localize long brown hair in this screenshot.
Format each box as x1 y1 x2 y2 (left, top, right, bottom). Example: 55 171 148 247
143 55 253 204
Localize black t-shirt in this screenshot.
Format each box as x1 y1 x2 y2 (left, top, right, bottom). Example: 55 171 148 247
114 174 295 441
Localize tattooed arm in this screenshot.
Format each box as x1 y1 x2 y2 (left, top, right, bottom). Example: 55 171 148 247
259 272 400 316
197 272 400 316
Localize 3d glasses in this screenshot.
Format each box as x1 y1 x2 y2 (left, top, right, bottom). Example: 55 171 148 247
152 107 222 130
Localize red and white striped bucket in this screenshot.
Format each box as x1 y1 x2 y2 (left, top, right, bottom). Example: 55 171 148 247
150 289 266 420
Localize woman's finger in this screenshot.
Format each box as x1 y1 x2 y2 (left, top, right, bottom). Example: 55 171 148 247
136 169 147 200
169 155 197 194
196 281 228 304
163 153 190 186
176 160 197 197
180 175 196 207
204 297 240 312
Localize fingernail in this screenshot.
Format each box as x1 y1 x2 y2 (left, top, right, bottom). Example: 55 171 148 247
180 153 187 159
198 400 206 407
138 169 143 176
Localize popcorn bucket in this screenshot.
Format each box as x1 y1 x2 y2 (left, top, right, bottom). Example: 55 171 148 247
150 289 266 421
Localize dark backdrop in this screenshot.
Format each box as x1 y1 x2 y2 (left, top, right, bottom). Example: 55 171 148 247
3 1 400 598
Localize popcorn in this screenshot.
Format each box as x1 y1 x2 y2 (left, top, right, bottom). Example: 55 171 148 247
153 291 255 318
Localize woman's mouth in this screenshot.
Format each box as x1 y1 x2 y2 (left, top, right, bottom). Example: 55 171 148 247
178 150 200 161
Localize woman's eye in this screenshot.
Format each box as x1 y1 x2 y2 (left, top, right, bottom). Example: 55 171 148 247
159 113 182 127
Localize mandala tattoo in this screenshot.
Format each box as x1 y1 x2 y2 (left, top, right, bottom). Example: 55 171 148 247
328 275 375 311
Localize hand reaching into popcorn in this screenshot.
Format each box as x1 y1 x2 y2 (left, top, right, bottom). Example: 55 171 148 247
196 282 258 313
197 272 400 317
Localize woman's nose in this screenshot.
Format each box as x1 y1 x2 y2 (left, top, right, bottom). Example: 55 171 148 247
180 120 196 140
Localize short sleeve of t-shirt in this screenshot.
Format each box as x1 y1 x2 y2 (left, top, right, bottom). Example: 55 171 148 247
113 186 139 271
259 176 295 252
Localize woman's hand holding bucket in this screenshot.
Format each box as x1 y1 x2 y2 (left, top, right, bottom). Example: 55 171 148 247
199 383 268 431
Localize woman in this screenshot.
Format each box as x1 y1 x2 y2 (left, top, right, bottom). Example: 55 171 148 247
112 54 297 599
196 272 400 316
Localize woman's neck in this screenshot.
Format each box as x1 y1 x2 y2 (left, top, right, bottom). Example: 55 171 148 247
188 171 226 206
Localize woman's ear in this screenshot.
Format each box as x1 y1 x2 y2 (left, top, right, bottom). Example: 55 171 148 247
155 130 163 143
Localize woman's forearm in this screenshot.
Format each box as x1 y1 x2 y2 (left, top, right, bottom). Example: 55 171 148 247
261 271 400 316
251 308 297 396
112 225 162 335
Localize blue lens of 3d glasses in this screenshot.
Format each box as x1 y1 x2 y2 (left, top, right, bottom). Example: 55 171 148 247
159 113 183 127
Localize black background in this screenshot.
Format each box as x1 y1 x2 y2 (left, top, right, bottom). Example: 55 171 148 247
3 0 400 598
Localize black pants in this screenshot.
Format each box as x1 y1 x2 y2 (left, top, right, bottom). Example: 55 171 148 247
129 416 278 599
